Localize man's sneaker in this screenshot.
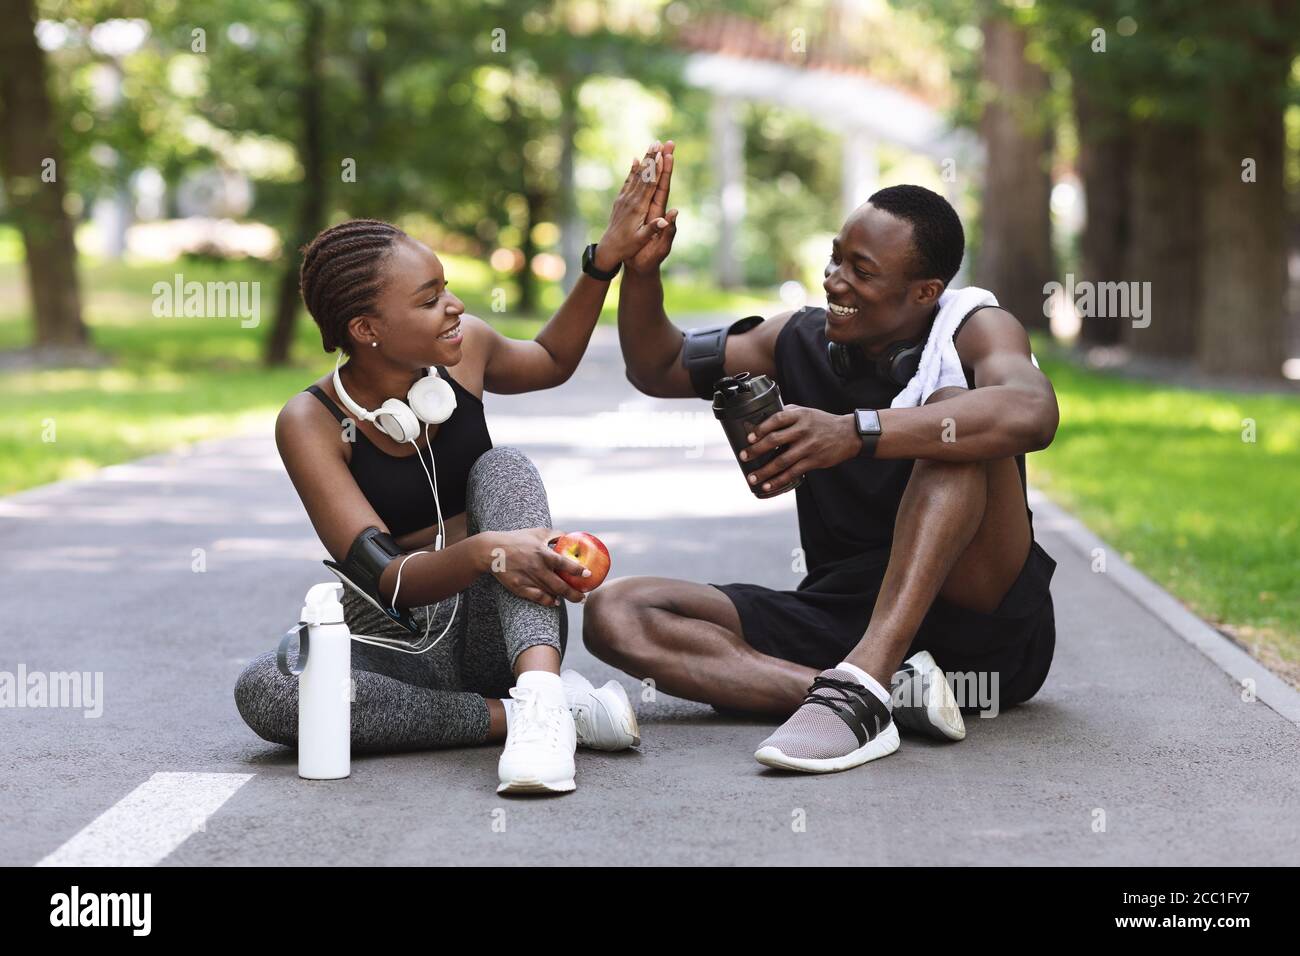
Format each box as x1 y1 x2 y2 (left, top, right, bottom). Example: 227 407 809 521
891 650 966 741
497 683 577 794
561 670 640 751
754 669 900 773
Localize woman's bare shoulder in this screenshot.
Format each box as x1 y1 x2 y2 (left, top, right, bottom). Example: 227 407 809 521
276 384 345 457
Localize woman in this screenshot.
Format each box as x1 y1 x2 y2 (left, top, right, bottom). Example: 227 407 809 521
235 144 673 795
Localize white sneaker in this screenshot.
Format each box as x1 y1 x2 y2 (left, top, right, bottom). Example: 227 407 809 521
497 683 577 794
561 670 641 751
891 650 966 741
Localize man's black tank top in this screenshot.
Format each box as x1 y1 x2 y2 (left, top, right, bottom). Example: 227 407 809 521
773 306 1031 575
305 367 493 537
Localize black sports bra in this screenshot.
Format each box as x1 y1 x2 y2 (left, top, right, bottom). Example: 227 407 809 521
305 368 493 537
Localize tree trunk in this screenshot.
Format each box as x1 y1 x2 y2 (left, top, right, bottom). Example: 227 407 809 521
557 78 582 294
975 17 1055 332
0 0 88 350
1195 79 1288 377
712 95 745 289
518 190 541 315
1288 214 1300 359
1071 82 1128 347
502 96 540 315
264 0 327 367
1123 120 1200 358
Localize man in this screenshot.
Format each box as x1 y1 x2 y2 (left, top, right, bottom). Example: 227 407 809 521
584 141 1060 774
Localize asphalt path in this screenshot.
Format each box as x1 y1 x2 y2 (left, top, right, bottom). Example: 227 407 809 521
3 330 1298 865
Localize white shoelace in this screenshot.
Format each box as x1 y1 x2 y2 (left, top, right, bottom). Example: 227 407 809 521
507 687 567 748
569 703 591 744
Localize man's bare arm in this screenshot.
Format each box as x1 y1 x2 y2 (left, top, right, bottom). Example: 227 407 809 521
617 267 789 398
742 307 1058 493
872 307 1058 461
616 267 694 397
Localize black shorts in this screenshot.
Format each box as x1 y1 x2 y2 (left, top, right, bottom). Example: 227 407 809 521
712 539 1057 710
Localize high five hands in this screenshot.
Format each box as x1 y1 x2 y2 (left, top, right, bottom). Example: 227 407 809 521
626 140 677 274
593 140 678 274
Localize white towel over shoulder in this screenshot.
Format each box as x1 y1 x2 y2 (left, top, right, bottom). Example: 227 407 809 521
890 286 999 409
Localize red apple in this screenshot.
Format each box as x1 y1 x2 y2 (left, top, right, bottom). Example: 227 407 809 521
551 532 611 592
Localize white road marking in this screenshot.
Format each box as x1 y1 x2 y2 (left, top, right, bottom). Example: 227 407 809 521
36 772 254 867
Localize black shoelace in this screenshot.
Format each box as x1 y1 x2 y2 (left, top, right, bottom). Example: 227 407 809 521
800 675 887 744
800 675 872 714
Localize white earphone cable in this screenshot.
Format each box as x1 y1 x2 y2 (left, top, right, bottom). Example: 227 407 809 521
347 422 458 655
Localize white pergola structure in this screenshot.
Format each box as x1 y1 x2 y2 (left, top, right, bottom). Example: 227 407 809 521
684 52 981 287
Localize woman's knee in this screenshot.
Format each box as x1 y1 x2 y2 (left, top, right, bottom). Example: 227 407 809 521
468 445 542 498
233 652 296 746
466 446 550 528
232 653 270 718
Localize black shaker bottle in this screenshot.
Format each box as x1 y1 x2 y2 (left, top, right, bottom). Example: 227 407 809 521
712 372 802 498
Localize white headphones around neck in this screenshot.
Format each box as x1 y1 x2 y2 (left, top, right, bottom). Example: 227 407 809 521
331 351 457 443
327 349 461 655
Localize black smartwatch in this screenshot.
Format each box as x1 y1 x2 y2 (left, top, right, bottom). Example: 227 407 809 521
853 408 882 458
581 243 621 281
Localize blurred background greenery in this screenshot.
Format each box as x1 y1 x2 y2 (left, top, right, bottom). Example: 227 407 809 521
0 0 1297 678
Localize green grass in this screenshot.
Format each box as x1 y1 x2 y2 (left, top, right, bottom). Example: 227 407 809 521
1030 346 1300 683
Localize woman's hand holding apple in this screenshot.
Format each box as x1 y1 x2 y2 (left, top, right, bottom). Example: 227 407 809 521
479 528 590 607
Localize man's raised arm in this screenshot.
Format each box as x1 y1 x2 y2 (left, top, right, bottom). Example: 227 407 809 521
616 141 783 398
615 141 695 398
618 266 696 398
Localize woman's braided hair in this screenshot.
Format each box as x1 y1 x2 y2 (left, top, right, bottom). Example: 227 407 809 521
299 219 406 354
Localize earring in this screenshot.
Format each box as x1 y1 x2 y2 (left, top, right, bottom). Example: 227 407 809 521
371 342 378 348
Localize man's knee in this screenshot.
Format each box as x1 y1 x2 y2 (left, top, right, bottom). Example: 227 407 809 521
913 386 990 479
583 578 651 663
923 385 968 406
909 454 986 486
582 579 629 657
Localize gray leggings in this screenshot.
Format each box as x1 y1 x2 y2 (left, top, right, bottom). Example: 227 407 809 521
234 446 567 753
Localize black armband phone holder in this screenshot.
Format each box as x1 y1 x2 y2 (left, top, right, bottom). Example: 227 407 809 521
322 526 420 634
682 315 764 400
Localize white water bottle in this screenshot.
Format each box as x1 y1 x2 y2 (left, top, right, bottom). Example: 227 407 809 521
296 582 351 780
